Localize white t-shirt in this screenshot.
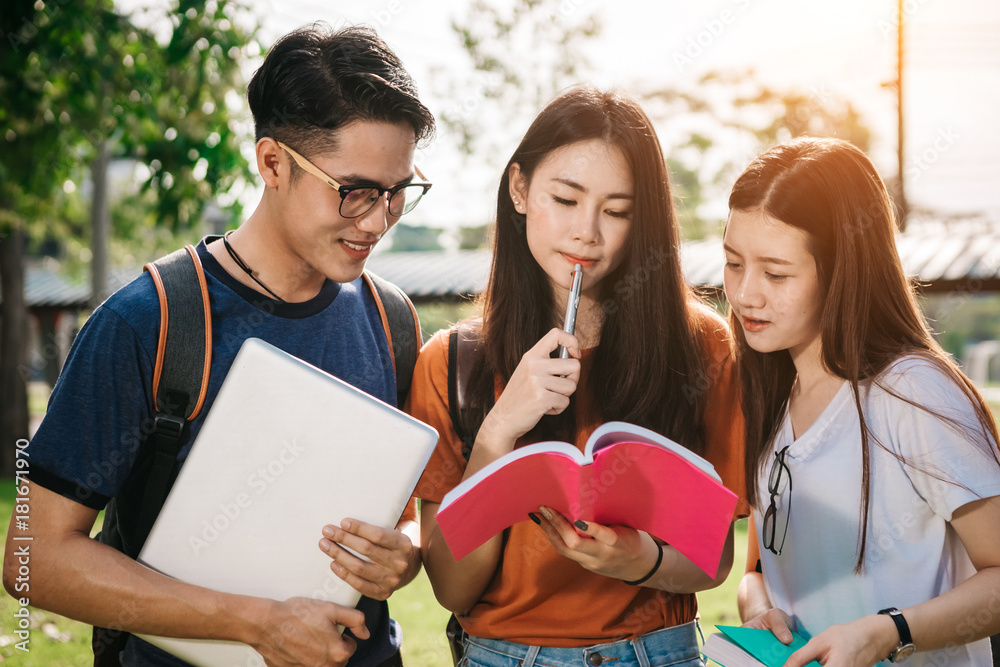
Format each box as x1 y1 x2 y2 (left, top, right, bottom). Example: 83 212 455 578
754 355 1000 667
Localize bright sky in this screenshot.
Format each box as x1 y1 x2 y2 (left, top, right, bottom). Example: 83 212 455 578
125 0 1000 232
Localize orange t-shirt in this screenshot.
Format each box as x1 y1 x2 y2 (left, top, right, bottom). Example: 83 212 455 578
408 307 747 646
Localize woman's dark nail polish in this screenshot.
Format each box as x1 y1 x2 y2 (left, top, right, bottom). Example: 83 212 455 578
528 513 541 525
573 519 589 531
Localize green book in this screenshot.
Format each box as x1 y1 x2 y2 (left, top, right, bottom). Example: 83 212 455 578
702 625 822 667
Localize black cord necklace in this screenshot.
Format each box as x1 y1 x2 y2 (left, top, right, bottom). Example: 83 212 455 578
222 231 286 302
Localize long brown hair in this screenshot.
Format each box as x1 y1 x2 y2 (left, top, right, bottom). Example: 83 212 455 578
729 137 1000 569
467 86 711 452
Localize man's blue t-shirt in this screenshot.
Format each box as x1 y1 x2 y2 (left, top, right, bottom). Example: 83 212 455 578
28 238 402 666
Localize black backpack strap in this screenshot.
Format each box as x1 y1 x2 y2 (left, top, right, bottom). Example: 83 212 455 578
447 329 461 430
444 319 495 665
94 246 212 666
135 245 212 550
363 271 420 408
447 322 487 461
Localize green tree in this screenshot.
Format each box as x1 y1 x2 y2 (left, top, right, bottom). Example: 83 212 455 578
390 223 445 252
438 6 871 243
643 69 872 239
430 0 603 252
437 0 603 161
1 0 85 475
0 0 258 475
457 223 491 250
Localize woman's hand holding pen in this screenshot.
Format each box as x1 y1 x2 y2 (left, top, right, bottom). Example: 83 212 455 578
423 328 582 613
474 328 581 457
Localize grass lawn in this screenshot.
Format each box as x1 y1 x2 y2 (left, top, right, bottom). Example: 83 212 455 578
0 476 747 665
0 478 96 665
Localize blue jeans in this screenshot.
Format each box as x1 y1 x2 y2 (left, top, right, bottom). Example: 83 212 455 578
460 622 705 667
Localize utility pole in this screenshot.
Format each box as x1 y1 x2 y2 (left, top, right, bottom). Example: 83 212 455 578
896 0 908 230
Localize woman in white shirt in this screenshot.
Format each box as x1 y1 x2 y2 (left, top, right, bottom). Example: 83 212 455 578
724 137 1000 667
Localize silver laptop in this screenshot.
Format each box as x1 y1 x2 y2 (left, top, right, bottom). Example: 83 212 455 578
135 337 438 667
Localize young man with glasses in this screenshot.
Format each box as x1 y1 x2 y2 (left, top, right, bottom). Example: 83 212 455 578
3 25 434 667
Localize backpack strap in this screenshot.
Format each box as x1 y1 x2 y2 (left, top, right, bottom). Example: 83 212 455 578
447 321 487 461
444 319 496 663
135 245 212 550
93 246 213 667
363 271 421 408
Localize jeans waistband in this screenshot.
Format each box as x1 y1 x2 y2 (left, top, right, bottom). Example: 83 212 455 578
464 621 702 667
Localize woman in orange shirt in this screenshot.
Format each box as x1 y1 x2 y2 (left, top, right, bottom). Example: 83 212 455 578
409 86 746 667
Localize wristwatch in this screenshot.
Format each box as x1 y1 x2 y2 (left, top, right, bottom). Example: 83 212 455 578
878 607 916 663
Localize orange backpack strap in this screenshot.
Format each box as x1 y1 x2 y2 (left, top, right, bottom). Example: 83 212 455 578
131 245 212 552
144 245 212 420
93 245 214 663
363 271 420 408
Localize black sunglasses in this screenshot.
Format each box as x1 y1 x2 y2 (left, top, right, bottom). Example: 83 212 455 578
762 445 792 555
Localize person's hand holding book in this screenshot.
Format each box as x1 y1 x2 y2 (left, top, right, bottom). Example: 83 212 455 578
531 505 662 583
741 607 796 645
318 517 421 601
247 596 369 667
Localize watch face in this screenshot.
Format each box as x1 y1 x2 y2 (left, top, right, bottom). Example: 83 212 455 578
889 643 917 663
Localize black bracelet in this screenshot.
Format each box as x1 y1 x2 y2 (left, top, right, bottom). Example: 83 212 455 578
623 540 664 586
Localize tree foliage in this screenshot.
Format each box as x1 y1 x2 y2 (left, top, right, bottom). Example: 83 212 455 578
389 223 444 252
3 0 257 240
643 69 873 238
458 224 491 250
128 0 258 232
0 0 260 474
439 3 872 244
436 0 603 160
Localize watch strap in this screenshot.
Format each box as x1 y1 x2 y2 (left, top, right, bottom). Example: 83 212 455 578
878 607 913 650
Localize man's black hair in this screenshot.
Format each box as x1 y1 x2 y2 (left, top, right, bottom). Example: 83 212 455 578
248 23 435 163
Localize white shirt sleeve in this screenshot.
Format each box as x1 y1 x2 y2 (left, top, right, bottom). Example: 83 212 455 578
872 356 1000 521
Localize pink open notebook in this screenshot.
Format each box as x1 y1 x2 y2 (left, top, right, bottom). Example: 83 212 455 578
436 421 738 577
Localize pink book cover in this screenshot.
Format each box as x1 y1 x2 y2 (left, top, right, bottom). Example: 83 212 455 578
435 421 738 577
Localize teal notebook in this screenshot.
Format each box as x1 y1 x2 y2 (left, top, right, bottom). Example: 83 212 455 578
702 625 822 667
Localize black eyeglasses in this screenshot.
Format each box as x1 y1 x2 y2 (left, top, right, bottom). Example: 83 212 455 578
277 141 432 219
762 445 792 555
